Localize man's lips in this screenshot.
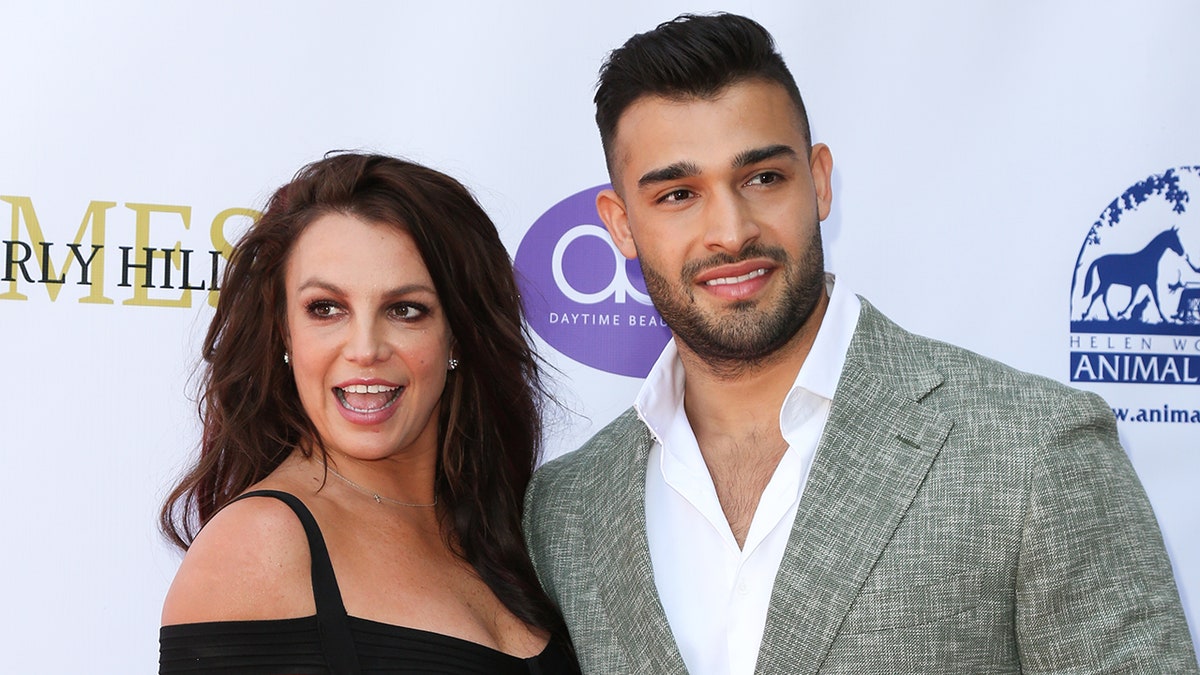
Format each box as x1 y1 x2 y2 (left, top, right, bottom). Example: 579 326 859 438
693 260 775 286
703 267 768 286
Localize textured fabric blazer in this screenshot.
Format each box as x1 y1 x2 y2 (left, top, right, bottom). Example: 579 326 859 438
525 299 1198 674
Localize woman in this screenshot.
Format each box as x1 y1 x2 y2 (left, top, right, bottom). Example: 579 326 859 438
159 153 578 674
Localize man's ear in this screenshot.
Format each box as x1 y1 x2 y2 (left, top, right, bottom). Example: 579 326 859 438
596 188 638 260
810 143 834 221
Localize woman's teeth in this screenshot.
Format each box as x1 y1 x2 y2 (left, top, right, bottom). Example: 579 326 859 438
334 385 401 413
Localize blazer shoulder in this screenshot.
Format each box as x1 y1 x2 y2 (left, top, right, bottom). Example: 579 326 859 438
535 407 646 487
527 406 649 538
855 299 1129 477
854 297 1083 405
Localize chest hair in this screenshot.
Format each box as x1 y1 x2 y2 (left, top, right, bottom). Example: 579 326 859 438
701 431 789 549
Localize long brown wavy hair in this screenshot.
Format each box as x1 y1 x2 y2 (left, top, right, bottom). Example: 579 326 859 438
161 152 566 639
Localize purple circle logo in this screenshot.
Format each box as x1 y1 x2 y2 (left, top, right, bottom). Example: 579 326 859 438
515 185 671 378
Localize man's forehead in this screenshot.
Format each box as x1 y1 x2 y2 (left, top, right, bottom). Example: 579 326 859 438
607 92 721 184
608 80 805 180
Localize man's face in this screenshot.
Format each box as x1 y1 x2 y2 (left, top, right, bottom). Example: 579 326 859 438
597 78 833 372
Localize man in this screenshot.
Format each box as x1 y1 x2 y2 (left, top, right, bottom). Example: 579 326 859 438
524 12 1197 675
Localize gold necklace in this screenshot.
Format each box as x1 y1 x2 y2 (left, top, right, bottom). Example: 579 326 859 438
324 462 437 508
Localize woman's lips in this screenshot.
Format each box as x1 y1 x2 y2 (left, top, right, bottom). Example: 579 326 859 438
333 384 403 415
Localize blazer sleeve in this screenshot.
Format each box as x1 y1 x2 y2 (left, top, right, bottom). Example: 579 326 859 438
1014 388 1198 672
524 464 560 604
525 459 590 612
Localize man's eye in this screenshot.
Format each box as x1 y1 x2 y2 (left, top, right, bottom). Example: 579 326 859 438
661 189 693 203
747 172 780 186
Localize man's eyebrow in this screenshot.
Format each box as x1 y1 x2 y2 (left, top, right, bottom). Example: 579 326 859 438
637 161 702 189
733 144 798 169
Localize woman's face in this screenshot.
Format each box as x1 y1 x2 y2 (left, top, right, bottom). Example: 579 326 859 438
283 212 452 464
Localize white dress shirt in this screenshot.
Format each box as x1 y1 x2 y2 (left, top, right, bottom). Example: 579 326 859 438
637 275 861 675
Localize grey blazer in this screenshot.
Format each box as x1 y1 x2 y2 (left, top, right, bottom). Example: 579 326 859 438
525 299 1198 674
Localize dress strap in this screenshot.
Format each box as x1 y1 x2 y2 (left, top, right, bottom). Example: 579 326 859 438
231 489 363 675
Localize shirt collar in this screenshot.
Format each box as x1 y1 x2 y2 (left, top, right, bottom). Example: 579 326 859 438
634 273 861 445
795 273 860 402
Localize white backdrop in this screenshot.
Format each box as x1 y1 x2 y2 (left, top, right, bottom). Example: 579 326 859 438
2 2 1197 671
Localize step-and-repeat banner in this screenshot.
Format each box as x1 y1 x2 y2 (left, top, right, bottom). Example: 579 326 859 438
3 2 1197 670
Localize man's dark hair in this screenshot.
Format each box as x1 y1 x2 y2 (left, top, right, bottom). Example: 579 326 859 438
595 12 811 175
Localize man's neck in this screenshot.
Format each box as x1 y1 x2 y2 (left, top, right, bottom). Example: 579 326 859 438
676 290 829 547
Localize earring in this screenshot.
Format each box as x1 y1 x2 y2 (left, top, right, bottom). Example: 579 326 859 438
447 358 459 371
283 352 290 365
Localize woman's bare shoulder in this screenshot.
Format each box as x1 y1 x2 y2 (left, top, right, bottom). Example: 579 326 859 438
160 493 316 626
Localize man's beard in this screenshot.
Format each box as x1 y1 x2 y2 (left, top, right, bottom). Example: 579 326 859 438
640 228 825 377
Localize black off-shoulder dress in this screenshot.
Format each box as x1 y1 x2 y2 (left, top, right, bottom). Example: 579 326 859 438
159 490 579 674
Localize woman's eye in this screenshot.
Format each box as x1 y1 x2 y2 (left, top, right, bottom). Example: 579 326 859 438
306 301 340 318
390 303 427 320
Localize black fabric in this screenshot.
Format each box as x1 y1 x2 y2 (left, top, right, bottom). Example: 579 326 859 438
159 490 579 674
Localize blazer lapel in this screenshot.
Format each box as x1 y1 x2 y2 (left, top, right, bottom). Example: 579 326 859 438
756 301 952 674
587 414 689 674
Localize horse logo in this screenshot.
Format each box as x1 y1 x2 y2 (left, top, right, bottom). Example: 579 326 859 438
1070 167 1200 334
1079 227 1185 322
